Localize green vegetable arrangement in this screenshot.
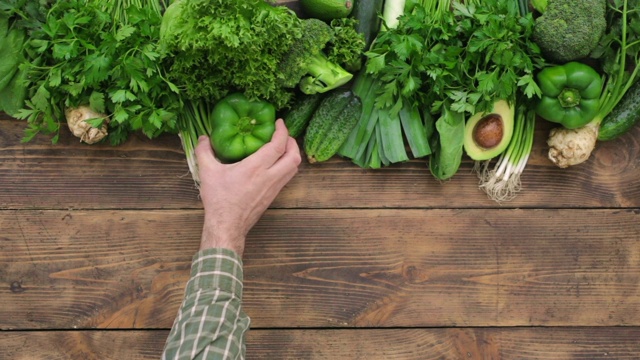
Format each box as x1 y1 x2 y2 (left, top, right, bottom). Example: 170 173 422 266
0 0 365 183
3 0 640 203
546 0 640 168
339 0 545 201
159 0 362 109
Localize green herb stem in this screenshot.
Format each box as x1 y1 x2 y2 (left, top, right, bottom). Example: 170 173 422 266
596 0 640 124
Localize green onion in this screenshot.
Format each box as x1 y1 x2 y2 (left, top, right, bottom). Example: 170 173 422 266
475 105 536 202
178 100 212 187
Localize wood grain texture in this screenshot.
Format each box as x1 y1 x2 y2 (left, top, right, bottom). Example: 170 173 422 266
2 117 640 210
2 328 640 359
3 0 640 355
2 209 638 330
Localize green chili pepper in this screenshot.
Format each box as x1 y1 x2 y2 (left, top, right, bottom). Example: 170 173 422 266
535 62 603 129
210 93 276 163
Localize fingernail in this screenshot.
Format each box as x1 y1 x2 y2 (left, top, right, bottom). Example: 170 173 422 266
198 135 208 143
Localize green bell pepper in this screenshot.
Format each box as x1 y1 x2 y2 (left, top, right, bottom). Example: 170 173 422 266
535 62 603 129
210 93 276 163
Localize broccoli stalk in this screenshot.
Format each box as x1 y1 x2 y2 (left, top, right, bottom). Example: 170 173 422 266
278 18 354 95
298 53 354 94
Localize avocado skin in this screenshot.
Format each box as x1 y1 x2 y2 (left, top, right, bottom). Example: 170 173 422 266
463 100 515 161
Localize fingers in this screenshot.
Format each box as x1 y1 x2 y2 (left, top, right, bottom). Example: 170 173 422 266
245 119 290 168
268 135 301 182
195 136 222 171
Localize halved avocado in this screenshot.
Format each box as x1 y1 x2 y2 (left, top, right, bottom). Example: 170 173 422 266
463 99 515 161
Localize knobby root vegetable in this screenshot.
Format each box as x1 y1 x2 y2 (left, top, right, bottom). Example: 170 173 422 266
66 106 109 144
547 121 599 168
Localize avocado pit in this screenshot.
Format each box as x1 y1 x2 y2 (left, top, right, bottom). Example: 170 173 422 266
473 114 504 149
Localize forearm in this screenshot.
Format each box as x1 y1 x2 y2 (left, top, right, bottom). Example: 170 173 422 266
162 248 250 360
199 219 246 256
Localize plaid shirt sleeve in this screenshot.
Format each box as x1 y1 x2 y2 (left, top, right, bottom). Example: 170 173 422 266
162 248 250 360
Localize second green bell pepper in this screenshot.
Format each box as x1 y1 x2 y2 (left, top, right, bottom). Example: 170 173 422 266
535 62 603 129
210 93 276 163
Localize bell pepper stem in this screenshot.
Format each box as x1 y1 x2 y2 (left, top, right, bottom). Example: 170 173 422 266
558 88 581 108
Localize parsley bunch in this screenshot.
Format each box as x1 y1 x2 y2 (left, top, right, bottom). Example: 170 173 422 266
16 0 180 145
366 0 545 115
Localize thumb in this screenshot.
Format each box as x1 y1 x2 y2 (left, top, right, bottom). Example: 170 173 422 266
195 136 221 170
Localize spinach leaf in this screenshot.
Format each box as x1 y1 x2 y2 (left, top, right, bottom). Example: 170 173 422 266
0 28 24 90
429 104 465 181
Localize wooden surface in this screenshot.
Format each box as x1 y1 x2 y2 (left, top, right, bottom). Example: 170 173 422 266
2 111 640 359
2 3 640 358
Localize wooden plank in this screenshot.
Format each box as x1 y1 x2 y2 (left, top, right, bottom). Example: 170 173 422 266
2 328 640 359
1 209 638 330
2 118 640 210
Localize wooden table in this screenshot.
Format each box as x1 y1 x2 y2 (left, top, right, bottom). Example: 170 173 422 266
2 107 640 359
2 4 640 359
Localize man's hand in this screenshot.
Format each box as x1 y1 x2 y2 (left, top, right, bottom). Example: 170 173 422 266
195 119 301 256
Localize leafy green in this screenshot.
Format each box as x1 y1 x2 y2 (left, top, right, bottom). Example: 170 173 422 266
326 18 366 72
0 22 24 91
429 102 465 180
367 0 544 116
13 0 180 145
159 0 302 109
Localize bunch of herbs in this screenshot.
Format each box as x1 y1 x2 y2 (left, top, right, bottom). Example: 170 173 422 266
12 0 180 145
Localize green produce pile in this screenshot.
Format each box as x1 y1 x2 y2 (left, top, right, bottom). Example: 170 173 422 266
0 0 638 202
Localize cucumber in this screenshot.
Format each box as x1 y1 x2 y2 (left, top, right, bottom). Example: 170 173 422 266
351 0 384 51
283 93 324 138
304 89 358 163
311 95 362 163
598 80 640 141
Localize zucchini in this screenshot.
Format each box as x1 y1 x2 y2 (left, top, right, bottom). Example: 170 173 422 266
351 0 384 51
283 93 324 138
304 89 361 163
598 80 640 141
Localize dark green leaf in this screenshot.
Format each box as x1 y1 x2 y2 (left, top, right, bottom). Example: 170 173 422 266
89 91 106 113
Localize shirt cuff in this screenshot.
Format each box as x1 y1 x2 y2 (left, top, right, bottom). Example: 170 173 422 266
186 248 244 299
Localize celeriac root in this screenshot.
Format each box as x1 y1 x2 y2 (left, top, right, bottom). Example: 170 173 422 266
66 106 109 144
547 121 599 168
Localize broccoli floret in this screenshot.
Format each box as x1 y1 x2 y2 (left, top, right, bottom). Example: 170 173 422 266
533 0 607 63
278 18 354 95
